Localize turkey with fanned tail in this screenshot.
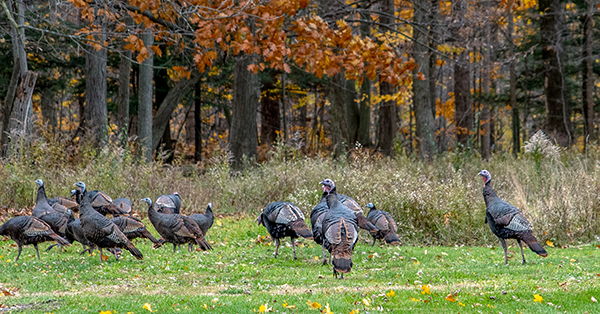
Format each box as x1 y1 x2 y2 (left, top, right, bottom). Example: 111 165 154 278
257 201 313 259
479 170 548 264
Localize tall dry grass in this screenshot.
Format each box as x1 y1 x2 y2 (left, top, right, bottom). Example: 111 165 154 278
0 139 599 247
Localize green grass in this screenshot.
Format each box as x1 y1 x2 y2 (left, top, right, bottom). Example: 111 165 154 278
1 216 599 313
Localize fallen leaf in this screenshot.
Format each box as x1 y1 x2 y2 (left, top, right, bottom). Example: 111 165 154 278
324 303 333 314
421 285 431 295
99 311 112 314
533 294 543 303
458 302 465 306
386 290 395 297
306 300 321 309
410 297 421 302
361 298 370 306
445 294 457 302
143 303 154 312
348 309 360 314
202 304 207 309
546 240 554 247
282 300 296 309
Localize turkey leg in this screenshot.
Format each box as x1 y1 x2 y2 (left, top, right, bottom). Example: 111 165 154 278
274 238 280 258
292 238 297 260
16 245 23 262
499 238 508 265
517 239 526 264
33 244 40 260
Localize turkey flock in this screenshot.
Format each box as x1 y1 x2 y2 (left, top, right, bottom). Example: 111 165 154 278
0 170 548 279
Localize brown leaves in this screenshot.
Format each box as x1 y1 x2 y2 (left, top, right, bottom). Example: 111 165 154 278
0 285 20 297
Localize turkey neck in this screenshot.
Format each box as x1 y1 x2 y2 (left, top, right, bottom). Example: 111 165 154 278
325 193 341 209
482 182 499 207
36 185 48 204
147 203 161 224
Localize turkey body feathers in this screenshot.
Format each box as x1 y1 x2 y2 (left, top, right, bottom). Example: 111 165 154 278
79 191 143 261
147 203 212 252
482 180 547 264
0 216 70 261
260 201 313 259
111 216 160 245
366 206 401 246
322 194 358 278
188 203 214 237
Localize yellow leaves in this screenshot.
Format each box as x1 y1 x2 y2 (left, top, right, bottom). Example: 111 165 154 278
323 303 334 314
458 302 465 306
93 43 103 51
437 44 463 54
410 297 421 302
445 294 457 302
99 311 112 314
202 304 208 310
386 290 395 297
361 298 370 306
282 300 296 309
348 310 360 314
546 240 554 247
257 303 272 313
421 285 431 295
306 300 321 309
150 46 162 57
143 303 154 312
533 294 543 303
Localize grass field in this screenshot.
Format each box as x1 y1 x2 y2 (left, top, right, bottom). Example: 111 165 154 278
1 215 599 313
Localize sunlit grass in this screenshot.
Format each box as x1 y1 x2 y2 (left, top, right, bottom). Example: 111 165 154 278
1 216 599 313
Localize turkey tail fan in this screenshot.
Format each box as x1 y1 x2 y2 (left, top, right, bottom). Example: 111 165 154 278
521 232 548 257
125 243 144 260
196 238 213 251
289 220 313 239
383 232 401 246
332 250 353 274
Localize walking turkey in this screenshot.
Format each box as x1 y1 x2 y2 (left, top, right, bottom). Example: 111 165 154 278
142 198 212 252
111 215 161 246
113 198 133 216
0 216 70 261
320 187 359 279
365 203 401 246
72 188 125 217
75 181 143 261
155 193 181 214
257 201 313 259
478 170 548 264
32 179 73 240
189 203 214 238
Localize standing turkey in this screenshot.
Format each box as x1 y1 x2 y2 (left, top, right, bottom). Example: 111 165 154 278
478 170 548 264
155 193 181 214
310 190 329 264
32 179 73 240
365 203 401 246
189 203 214 239
257 201 313 259
0 216 70 261
142 198 212 252
75 182 143 261
321 189 358 279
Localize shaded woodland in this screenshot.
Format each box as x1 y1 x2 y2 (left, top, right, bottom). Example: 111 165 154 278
0 0 599 166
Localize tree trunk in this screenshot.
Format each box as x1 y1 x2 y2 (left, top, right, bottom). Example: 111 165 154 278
328 73 349 158
539 0 571 147
413 0 436 160
1 0 29 156
429 0 439 118
509 11 520 157
452 0 472 148
194 79 202 162
2 71 37 155
358 75 371 147
151 72 201 153
481 12 491 160
84 14 108 149
229 52 259 168
117 49 132 145
345 79 359 146
260 76 280 146
40 86 57 133
138 29 154 162
376 0 397 156
581 0 595 148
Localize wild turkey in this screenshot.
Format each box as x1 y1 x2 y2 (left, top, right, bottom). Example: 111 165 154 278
365 203 401 246
48 194 80 213
31 180 73 239
155 193 181 214
257 201 313 259
111 215 161 246
321 191 358 279
188 203 214 237
478 170 548 264
65 218 95 254
0 216 70 261
113 198 133 216
319 179 378 235
75 182 143 261
72 188 125 216
142 198 211 252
